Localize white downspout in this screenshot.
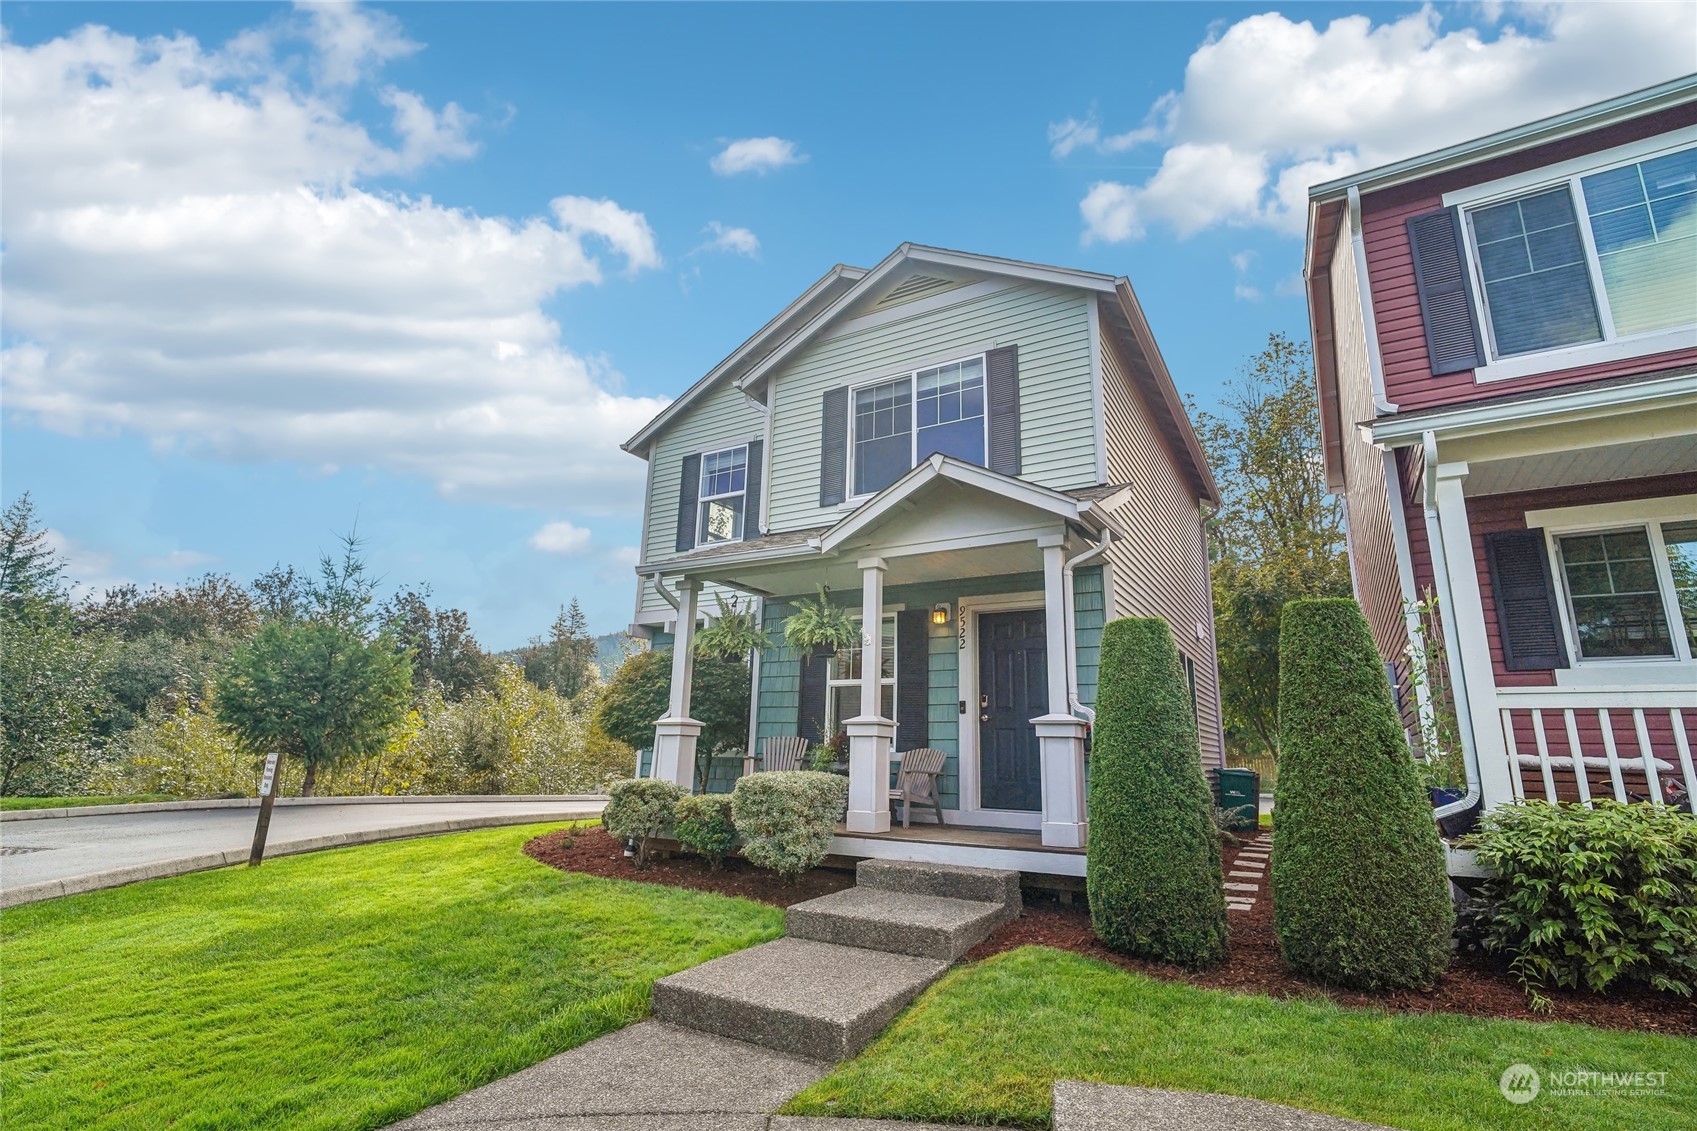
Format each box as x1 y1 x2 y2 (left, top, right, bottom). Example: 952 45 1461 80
1421 432 1482 820
1062 529 1114 723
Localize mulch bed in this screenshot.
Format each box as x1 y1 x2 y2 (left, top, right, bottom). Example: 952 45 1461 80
968 841 1697 1038
524 826 856 906
526 829 1697 1037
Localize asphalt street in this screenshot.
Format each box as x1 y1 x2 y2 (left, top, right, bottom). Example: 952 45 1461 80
0 800 604 894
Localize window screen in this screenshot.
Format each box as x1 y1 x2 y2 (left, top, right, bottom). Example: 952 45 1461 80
916 357 986 465
853 378 913 496
697 445 747 543
1581 147 1697 337
1557 529 1674 659
1470 187 1602 357
1661 520 1697 655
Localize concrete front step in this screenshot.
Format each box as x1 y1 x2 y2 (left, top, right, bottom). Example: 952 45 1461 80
651 936 948 1062
787 886 1007 961
855 858 1021 918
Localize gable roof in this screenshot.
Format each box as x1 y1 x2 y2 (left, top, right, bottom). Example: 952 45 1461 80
620 263 866 457
622 241 1218 506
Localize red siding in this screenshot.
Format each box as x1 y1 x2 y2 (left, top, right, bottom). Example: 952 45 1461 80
1359 104 1697 414
1464 472 1697 684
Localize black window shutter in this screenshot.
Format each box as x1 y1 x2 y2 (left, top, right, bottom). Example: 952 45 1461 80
675 453 701 553
796 643 830 744
896 609 930 751
743 439 764 539
819 387 849 506
1407 208 1485 375
1484 529 1570 671
986 345 1022 475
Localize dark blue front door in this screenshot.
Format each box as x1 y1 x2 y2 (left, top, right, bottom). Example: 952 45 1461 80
978 609 1046 811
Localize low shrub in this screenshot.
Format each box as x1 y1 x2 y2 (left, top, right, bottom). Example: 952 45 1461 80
601 777 682 868
674 793 738 870
730 770 847 880
1272 598 1452 991
1087 617 1228 969
1467 800 1697 1007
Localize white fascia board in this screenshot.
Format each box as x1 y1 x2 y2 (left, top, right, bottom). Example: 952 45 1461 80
735 243 1119 398
622 264 867 455
1370 372 1697 447
1309 75 1697 204
637 541 821 578
818 454 1085 553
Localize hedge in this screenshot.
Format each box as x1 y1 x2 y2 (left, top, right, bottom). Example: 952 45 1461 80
674 793 738 871
1087 617 1228 969
601 778 681 868
1272 598 1452 990
731 770 847 880
1468 800 1697 1006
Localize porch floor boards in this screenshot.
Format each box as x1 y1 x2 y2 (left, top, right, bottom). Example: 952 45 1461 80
832 822 1085 855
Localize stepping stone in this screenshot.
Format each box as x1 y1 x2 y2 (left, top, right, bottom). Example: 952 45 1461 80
651 936 947 1062
1228 870 1262 879
1053 1080 1394 1129
1223 882 1259 892
787 886 1008 961
856 858 1021 919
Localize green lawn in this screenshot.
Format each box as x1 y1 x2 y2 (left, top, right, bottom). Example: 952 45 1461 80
1 822 783 1131
786 947 1697 1131
1 794 179 810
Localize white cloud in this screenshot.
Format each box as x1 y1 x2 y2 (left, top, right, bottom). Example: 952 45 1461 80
1067 4 1697 241
43 530 128 599
1230 250 1262 302
710 136 806 176
701 221 760 257
0 10 666 511
530 520 594 556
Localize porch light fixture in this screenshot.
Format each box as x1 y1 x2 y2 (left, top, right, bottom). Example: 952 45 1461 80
931 603 951 626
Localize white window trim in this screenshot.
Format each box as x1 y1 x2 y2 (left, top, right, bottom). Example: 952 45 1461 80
824 612 898 739
846 351 992 503
696 443 749 546
1525 494 1697 687
1442 127 1697 385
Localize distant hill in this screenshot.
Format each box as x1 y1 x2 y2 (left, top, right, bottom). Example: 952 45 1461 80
495 632 639 680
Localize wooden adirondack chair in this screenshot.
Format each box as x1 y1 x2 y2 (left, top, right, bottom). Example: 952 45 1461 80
742 734 811 777
889 747 947 828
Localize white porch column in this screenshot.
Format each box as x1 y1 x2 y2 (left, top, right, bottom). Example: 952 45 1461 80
1035 535 1088 848
1431 463 1515 808
846 557 895 833
651 578 703 792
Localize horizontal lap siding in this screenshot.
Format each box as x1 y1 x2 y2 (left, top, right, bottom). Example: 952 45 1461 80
1099 329 1223 766
927 619 961 809
636 380 766 622
765 283 1097 532
1073 566 1105 709
754 600 803 750
1465 472 1697 684
1331 215 1412 670
1360 104 1697 414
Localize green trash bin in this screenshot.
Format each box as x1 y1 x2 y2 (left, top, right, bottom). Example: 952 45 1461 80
1214 768 1260 831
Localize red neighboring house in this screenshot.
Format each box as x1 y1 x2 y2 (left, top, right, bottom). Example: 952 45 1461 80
1305 76 1697 866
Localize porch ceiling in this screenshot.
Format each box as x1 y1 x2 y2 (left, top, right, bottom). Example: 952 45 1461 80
1462 432 1697 496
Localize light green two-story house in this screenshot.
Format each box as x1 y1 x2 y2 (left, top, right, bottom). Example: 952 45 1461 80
623 244 1222 876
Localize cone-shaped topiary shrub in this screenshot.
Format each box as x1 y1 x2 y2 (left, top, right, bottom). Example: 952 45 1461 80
1087 617 1229 969
1273 598 1453 990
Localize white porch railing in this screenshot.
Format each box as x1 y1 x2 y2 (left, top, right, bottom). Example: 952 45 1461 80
1496 688 1697 813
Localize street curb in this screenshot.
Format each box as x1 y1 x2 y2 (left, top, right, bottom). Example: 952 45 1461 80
0 809 602 908
1 794 607 822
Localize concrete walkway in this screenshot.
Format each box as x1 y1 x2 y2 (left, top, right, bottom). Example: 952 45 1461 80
1226 829 1273 913
0 798 604 906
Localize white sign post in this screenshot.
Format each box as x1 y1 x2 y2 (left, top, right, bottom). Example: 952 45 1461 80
248 753 282 867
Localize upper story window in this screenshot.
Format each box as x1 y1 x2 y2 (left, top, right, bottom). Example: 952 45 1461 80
1463 144 1697 363
697 445 747 543
851 354 987 496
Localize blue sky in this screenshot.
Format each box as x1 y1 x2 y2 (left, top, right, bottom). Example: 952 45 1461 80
3 2 1690 647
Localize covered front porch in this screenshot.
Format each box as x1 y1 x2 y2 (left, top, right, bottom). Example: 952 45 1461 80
643 456 1123 857
1376 370 1697 818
